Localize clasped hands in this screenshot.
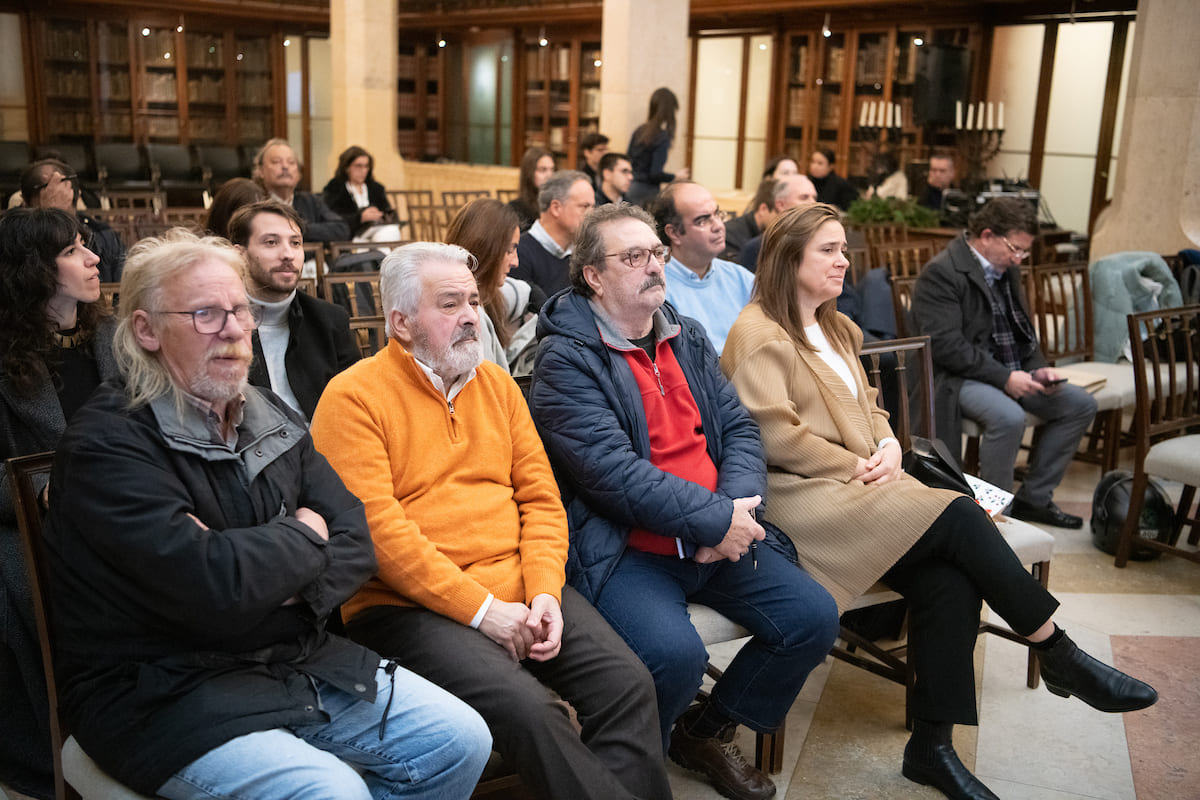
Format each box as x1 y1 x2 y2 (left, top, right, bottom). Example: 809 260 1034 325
694 495 765 565
854 438 903 486
479 593 563 663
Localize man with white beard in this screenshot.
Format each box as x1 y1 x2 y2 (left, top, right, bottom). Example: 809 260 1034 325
310 243 670 800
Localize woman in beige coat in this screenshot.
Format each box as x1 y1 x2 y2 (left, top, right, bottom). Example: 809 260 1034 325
721 203 1157 800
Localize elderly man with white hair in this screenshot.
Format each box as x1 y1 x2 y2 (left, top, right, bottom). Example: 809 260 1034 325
310 243 670 800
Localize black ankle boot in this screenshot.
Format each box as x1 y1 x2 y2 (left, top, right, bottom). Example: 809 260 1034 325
902 720 1000 800
1038 632 1158 712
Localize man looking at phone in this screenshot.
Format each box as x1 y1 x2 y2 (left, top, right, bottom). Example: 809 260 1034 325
912 197 1096 528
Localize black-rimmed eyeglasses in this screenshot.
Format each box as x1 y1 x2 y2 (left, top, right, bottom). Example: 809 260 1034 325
157 304 263 334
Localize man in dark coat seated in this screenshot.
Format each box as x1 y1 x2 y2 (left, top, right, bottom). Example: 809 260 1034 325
20 158 126 282
253 138 350 243
529 202 839 800
43 229 490 799
228 200 359 420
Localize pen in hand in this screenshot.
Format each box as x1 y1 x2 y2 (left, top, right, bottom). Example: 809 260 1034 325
750 541 758 570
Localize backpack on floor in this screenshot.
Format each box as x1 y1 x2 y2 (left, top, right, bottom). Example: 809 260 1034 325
1090 470 1174 560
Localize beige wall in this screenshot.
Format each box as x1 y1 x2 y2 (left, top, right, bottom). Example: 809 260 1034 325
0 13 27 140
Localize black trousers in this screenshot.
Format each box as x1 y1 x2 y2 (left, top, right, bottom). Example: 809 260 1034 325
882 497 1060 725
346 586 672 800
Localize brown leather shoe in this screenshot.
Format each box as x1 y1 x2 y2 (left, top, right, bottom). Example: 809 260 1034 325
668 707 776 800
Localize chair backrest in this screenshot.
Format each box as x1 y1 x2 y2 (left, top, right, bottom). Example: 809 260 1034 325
442 189 491 209
1027 261 1093 364
857 222 908 251
873 239 935 278
7 451 71 800
405 204 455 242
303 241 327 289
323 271 387 357
1 139 30 178
386 189 434 223
496 188 520 204
94 142 150 184
102 190 166 214
889 274 919 339
860 335 936 448
846 245 871 286
89 209 153 248
195 145 245 186
1125 305 1200 456
145 143 196 182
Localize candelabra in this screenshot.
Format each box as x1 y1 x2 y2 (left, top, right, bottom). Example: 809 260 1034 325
957 128 1005 185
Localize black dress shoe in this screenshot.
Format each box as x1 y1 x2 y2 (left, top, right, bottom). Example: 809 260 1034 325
903 735 1000 800
669 706 776 800
1039 632 1158 712
1008 498 1083 529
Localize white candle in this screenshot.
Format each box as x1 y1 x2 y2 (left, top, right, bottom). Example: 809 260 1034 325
966 103 974 130
867 101 875 127
998 101 1005 130
860 101 868 127
977 102 984 130
956 100 963 129
885 103 892 128
895 103 902 128
987 102 994 131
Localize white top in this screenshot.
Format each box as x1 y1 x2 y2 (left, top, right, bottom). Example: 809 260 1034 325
346 181 370 209
805 322 858 398
254 293 303 417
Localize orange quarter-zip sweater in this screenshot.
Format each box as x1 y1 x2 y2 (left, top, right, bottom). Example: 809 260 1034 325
310 340 568 627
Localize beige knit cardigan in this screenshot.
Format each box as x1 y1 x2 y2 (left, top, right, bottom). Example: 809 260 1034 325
722 303 958 613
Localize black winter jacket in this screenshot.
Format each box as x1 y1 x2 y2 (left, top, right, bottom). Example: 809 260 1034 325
45 385 379 794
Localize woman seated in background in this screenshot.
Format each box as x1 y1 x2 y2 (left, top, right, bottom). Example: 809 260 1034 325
720 203 1157 800
762 154 801 181
865 152 909 200
204 177 266 239
1 207 120 800
807 148 858 211
445 198 545 376
321 145 403 243
509 147 555 232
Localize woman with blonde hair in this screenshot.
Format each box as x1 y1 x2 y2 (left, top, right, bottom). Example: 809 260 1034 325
721 203 1156 800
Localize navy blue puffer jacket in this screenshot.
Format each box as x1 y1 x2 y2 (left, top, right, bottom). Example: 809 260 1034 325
528 290 766 603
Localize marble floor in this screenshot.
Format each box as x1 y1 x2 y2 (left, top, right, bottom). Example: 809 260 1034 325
670 454 1200 800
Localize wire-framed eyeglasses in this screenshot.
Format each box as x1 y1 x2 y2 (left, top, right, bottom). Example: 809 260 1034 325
603 246 670 269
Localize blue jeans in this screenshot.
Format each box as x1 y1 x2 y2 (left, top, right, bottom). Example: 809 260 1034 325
156 662 492 800
594 545 839 750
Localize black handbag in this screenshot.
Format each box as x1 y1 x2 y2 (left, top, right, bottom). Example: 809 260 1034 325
902 436 975 498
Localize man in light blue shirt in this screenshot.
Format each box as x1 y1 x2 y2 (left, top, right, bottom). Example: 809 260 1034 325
654 181 754 353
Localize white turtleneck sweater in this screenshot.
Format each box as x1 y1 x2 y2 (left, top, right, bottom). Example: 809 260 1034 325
253 292 303 417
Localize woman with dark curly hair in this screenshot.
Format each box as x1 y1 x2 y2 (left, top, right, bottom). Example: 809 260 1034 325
321 145 402 242
1 207 120 800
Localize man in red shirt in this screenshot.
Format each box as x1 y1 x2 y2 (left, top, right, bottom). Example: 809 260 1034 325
530 203 840 800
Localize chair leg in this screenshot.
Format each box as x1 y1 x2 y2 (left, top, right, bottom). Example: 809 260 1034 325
704 662 785 774
1175 485 1197 545
1025 559 1050 689
1099 409 1123 473
964 435 981 476
1115 472 1152 567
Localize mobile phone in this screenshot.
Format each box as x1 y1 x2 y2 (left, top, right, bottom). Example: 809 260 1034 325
1041 377 1068 387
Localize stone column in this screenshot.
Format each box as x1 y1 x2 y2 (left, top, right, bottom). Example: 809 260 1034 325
1090 0 1199 257
329 0 406 189
600 0 690 174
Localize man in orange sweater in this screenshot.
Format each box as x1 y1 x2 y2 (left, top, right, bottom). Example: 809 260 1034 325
310 242 670 800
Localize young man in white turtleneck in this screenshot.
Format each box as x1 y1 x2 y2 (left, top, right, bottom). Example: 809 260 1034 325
228 200 360 420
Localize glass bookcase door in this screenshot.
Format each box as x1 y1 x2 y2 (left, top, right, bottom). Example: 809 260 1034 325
814 32 845 160
136 23 180 142
186 30 228 144
891 30 926 174
95 21 133 140
41 19 93 140
782 32 812 162
578 41 601 142
849 30 888 181
235 35 274 145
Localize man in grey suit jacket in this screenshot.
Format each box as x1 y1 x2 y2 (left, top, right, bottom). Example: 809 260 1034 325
253 138 349 243
912 197 1096 528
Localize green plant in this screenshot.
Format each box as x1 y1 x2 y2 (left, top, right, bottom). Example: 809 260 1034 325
845 196 940 228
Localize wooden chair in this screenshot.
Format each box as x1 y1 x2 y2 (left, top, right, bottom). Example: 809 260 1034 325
857 222 907 271
442 189 491 209
829 337 1054 727
327 240 408 276
88 209 151 249
846 245 871 286
890 274 919 339
8 451 155 800
322 271 388 357
100 282 121 313
303 241 326 287
1026 261 1135 473
386 189 434 226
1114 305 1200 567
296 277 318 297
872 239 935 279
101 189 166 214
495 189 520 204
405 204 455 242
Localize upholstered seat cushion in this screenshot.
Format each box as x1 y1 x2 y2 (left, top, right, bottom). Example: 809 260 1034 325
995 516 1056 565
689 603 750 646
1145 434 1200 486
962 412 1043 437
63 735 156 799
